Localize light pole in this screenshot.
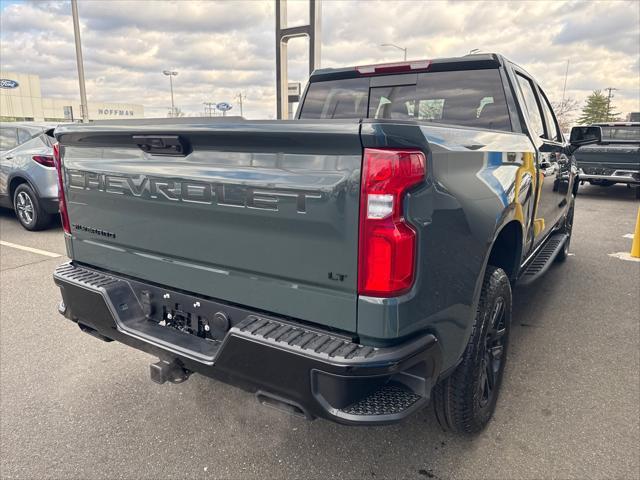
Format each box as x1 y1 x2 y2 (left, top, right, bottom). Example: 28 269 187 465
71 0 88 122
605 87 618 121
561 59 570 105
236 92 246 117
163 70 178 116
380 43 407 61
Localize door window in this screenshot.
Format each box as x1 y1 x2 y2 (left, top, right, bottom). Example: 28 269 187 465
516 74 545 138
0 127 17 150
538 90 561 142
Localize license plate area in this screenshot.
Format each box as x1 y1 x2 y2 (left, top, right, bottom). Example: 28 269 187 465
153 295 228 342
129 282 253 344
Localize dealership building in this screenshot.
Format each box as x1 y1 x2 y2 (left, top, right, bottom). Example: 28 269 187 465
0 72 144 122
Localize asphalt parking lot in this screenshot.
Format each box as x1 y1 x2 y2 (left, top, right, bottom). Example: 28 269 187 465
1 184 638 480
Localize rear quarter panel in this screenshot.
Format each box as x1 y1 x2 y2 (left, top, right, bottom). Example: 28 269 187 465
358 121 535 371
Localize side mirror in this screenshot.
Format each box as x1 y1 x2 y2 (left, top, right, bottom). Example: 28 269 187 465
569 126 602 150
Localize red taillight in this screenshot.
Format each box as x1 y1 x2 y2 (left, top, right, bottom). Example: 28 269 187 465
53 143 70 234
32 155 55 168
358 148 426 297
355 60 431 75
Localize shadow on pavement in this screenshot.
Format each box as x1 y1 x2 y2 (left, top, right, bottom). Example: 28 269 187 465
577 183 639 202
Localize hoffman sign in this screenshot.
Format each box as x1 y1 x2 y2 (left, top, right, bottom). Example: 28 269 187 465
97 108 135 116
0 79 19 89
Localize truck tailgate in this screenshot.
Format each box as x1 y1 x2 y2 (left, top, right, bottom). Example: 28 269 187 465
55 121 363 332
574 143 640 171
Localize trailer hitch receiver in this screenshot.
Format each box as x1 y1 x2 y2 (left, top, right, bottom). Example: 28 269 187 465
150 359 191 384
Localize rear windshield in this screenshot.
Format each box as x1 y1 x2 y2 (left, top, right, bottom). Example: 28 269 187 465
600 126 639 142
299 78 370 119
299 69 511 131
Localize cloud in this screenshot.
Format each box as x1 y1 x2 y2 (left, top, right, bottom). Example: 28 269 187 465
554 2 640 54
0 0 638 120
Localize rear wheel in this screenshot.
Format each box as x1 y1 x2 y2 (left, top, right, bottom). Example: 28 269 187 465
13 183 53 231
433 266 511 434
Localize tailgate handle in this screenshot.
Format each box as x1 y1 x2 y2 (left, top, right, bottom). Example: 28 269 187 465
133 135 190 156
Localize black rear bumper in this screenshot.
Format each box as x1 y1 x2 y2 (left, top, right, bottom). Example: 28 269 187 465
53 262 442 425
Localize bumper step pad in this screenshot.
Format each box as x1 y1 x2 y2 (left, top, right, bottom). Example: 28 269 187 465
236 315 377 360
341 383 421 416
54 263 120 289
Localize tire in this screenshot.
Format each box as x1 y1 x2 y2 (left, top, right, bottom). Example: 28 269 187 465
13 183 53 231
433 266 512 434
555 197 575 263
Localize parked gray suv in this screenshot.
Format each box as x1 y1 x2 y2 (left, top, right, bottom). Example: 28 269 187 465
0 122 59 230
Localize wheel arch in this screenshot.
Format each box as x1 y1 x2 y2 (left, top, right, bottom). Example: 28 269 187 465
8 174 38 207
487 220 524 282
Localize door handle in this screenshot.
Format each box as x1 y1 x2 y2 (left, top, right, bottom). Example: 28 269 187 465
5 156 13 160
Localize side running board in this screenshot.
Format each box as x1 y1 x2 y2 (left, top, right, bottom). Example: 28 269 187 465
518 233 568 286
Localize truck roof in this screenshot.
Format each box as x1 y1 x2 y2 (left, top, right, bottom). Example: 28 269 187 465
309 53 508 82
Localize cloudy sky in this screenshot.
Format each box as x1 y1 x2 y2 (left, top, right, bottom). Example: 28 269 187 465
1 0 638 120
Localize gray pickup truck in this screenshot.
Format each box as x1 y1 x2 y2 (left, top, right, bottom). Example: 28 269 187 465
52 54 600 433
573 122 640 196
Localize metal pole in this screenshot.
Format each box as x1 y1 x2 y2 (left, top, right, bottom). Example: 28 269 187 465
561 59 570 105
309 0 321 74
163 70 178 117
71 0 89 122
380 43 407 61
169 75 175 116
275 0 288 119
276 0 321 119
605 87 617 121
237 93 244 117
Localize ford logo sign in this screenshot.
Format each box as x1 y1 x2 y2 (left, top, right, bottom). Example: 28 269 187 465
216 102 232 112
0 79 19 89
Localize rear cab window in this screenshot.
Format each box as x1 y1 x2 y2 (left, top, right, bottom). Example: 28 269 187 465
299 78 369 119
300 69 512 131
600 126 640 142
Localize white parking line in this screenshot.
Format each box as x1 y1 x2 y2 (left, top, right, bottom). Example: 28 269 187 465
0 241 61 258
608 252 640 263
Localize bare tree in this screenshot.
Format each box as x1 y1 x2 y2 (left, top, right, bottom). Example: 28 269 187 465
551 97 580 133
